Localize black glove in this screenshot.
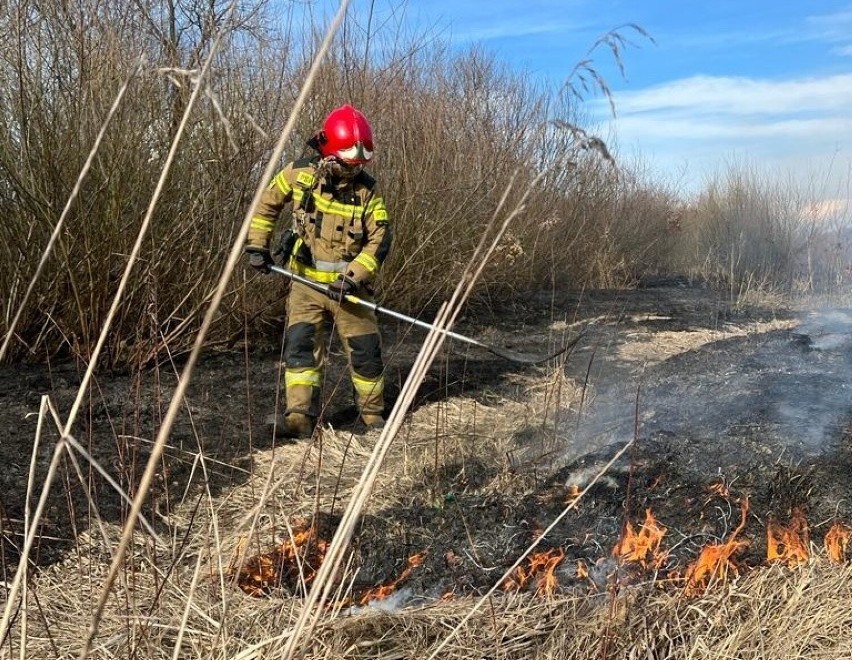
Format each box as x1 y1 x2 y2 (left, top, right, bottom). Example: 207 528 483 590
275 229 297 261
246 248 274 273
326 276 357 302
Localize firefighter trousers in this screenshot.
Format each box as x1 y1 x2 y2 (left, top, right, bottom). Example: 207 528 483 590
283 281 384 418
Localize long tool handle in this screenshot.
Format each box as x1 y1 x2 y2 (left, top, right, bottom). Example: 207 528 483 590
269 265 581 364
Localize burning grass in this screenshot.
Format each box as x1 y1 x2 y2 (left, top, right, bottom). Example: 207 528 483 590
680 498 750 595
230 527 330 597
5 298 852 658
15 537 852 659
223 472 852 613
502 547 566 595
612 508 667 569
767 506 810 568
6 387 852 660
824 522 852 563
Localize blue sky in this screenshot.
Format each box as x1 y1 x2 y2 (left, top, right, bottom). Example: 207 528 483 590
314 1 852 209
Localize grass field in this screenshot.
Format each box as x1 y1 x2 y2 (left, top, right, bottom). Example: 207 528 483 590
1 2 851 658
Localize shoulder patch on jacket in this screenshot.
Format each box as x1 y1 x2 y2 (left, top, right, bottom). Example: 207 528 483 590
295 171 315 188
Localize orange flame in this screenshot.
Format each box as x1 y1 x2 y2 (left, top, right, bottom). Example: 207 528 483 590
683 498 749 596
502 548 566 595
706 481 730 499
226 499 852 605
358 552 426 605
232 527 329 597
825 522 852 563
535 547 566 595
613 509 668 568
767 507 809 568
566 484 581 503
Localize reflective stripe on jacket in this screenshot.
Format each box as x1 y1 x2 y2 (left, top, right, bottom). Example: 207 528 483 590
248 156 391 285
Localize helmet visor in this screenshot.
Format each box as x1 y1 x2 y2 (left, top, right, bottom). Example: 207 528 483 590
336 142 373 164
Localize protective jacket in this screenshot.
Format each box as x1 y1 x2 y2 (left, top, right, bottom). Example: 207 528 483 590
248 156 392 286
247 155 391 421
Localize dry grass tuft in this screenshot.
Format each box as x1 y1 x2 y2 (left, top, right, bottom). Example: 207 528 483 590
19 545 852 659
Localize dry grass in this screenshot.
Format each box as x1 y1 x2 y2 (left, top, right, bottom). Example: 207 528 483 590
615 316 798 365
12 501 852 660
4 363 852 659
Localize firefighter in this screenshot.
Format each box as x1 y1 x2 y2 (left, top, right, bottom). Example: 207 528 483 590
245 105 392 438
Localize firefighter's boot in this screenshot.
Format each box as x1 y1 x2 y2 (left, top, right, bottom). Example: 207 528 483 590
274 412 315 439
360 413 385 430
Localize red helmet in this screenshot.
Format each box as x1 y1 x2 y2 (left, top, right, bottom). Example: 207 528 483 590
317 105 374 164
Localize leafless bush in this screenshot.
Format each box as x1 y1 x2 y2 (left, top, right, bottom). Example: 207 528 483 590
670 166 850 302
0 0 280 363
0 0 667 365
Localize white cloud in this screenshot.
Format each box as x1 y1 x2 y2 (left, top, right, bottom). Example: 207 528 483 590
614 114 852 143
601 73 852 147
803 6 852 61
599 73 852 197
671 27 794 51
449 19 583 43
806 7 852 42
416 0 590 44
610 74 852 116
647 8 852 62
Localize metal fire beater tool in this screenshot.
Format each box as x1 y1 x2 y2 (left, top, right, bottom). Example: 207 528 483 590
270 265 583 365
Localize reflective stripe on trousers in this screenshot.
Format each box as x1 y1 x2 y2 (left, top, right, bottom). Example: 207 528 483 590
284 281 384 416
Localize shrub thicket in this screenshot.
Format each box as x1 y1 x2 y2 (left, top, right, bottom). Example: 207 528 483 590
1 1 847 366
671 167 850 299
